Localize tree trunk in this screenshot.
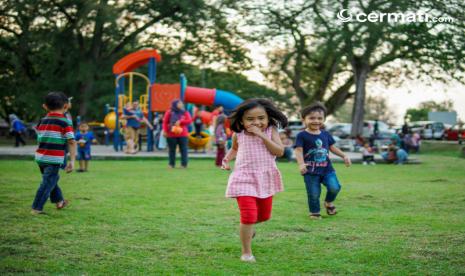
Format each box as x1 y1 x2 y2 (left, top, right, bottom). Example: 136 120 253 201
350 59 370 137
78 78 95 117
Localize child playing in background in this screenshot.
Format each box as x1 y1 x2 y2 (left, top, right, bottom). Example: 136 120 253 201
222 98 288 262
294 102 351 220
279 130 293 162
32 92 76 214
75 122 97 172
214 114 227 166
193 109 204 138
362 142 376 165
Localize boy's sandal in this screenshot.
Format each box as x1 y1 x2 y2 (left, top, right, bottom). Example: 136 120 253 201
309 213 322 219
31 209 45 215
56 200 69 210
325 205 337 215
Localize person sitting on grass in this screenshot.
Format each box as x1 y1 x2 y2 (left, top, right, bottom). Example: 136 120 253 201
32 91 76 214
294 102 351 220
75 122 97 172
381 141 409 165
362 142 376 165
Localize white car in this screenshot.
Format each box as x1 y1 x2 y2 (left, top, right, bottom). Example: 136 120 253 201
287 120 305 138
409 121 445 140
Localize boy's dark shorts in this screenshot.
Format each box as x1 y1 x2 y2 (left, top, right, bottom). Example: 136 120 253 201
77 149 91 161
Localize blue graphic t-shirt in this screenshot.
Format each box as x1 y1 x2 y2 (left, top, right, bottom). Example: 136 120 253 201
294 130 335 175
76 132 95 152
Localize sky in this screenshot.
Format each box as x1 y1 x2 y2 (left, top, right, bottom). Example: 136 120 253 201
242 42 465 125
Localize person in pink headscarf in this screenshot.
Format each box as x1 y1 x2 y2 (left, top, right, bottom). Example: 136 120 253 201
162 99 192 168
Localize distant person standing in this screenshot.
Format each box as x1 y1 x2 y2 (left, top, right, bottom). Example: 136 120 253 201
214 114 227 166
193 109 204 138
163 99 193 168
401 121 409 135
9 114 26 147
374 119 379 137
75 122 97 172
122 101 153 153
62 97 73 169
64 97 74 126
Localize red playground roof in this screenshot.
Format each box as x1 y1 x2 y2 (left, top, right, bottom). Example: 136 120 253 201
112 49 162 75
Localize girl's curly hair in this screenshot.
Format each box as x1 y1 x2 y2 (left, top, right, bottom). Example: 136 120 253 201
229 98 288 133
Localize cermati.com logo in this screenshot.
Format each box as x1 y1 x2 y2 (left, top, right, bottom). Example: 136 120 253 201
337 9 353 22
337 9 454 23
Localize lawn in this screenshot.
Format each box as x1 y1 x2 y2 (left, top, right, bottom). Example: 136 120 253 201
1 154 464 275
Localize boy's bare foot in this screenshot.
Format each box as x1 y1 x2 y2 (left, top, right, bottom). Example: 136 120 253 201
56 200 69 210
31 209 45 215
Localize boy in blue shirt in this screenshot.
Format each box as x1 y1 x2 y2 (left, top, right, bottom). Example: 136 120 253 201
294 102 351 219
75 122 97 172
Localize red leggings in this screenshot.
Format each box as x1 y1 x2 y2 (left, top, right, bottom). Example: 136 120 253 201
236 196 273 224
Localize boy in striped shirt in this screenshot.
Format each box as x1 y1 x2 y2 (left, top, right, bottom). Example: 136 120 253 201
31 92 77 214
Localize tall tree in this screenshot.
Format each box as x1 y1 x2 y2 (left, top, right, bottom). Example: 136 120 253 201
0 0 251 120
406 100 455 121
241 1 354 116
240 0 465 135
336 0 465 135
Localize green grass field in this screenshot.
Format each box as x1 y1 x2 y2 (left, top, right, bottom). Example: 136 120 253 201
1 153 464 274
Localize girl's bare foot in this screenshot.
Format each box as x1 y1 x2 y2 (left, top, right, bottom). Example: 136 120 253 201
240 254 256 262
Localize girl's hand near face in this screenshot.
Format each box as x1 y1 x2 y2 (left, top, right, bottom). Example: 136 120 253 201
246 125 265 138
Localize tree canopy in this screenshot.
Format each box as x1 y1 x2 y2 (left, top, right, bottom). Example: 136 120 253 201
1 0 464 129
239 0 465 134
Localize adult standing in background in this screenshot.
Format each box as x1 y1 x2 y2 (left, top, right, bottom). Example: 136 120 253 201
9 114 26 147
373 119 379 138
163 99 193 168
122 101 153 154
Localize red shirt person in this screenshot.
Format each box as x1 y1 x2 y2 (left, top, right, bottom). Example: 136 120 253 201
162 99 193 168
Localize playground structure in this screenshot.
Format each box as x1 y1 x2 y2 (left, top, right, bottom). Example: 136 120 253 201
105 49 243 151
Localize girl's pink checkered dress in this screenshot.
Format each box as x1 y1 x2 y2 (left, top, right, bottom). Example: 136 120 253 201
226 127 284 198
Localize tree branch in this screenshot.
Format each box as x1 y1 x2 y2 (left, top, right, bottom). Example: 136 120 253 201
107 6 182 58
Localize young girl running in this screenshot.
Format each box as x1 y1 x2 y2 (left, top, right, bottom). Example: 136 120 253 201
214 114 227 167
222 98 288 262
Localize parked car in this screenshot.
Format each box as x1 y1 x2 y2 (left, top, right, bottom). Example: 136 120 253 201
409 121 445 140
287 120 305 138
444 124 465 141
328 123 352 139
363 120 393 137
328 121 393 139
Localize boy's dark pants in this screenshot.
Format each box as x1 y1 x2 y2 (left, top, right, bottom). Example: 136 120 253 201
303 172 341 214
13 131 26 147
32 164 64 211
